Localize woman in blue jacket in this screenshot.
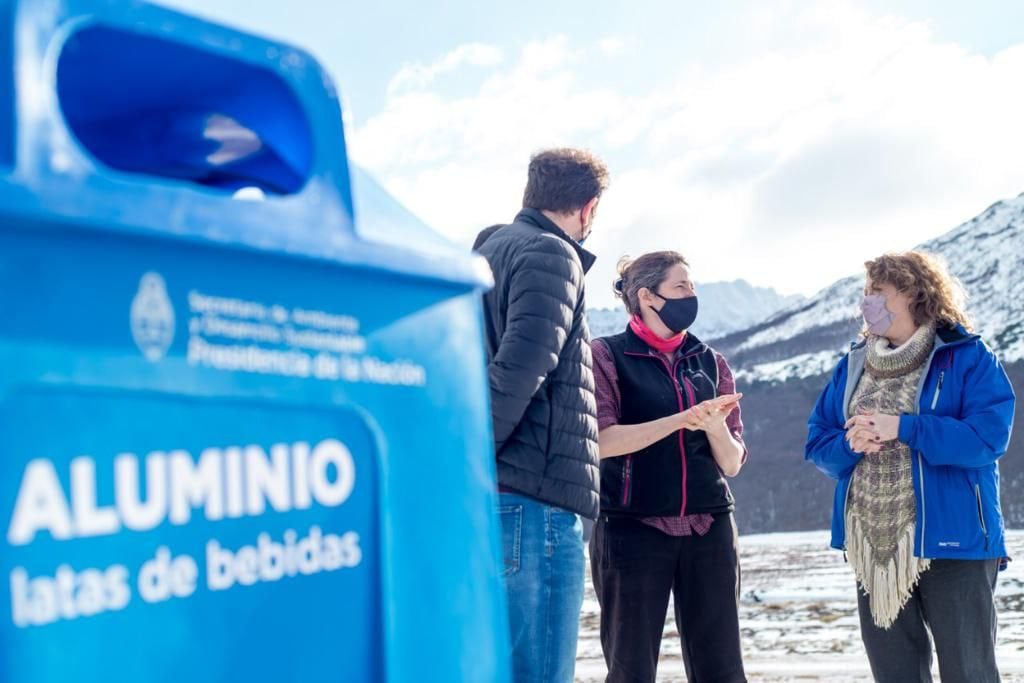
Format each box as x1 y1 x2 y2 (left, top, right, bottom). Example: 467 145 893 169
806 251 1015 683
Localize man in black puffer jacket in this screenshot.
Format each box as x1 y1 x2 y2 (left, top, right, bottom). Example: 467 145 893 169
474 148 608 683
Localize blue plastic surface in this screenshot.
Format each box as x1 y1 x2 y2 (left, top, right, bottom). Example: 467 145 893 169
0 1 509 681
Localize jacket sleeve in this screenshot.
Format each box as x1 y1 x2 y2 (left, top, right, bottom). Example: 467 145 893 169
489 242 582 449
899 342 1016 469
805 355 862 480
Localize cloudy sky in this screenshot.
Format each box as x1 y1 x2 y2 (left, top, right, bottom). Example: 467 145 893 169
163 0 1024 308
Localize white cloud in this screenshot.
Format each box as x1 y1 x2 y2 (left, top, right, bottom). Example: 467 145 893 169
350 35 623 244
350 2 1024 308
387 43 504 94
597 37 628 56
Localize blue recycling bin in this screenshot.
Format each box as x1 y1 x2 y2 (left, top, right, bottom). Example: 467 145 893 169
0 1 510 681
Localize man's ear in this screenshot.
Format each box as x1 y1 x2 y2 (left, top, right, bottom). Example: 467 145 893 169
581 196 599 224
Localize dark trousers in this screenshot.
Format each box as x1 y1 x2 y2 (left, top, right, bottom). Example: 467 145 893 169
590 513 746 683
858 558 1000 683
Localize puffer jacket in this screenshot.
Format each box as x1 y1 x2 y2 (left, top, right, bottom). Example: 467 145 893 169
475 208 600 519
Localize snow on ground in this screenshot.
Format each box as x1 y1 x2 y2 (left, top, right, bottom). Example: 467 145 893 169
576 529 1024 681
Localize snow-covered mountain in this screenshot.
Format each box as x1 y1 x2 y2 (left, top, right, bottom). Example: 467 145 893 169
715 192 1024 384
587 280 801 340
715 192 1024 534
586 307 630 339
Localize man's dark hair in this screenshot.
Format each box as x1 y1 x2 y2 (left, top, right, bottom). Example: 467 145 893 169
522 148 609 213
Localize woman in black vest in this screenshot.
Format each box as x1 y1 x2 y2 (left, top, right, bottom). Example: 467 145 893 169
590 250 748 683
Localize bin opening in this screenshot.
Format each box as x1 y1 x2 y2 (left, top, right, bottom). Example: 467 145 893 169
56 26 314 195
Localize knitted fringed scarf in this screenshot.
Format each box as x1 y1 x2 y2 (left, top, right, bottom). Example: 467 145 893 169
846 322 936 628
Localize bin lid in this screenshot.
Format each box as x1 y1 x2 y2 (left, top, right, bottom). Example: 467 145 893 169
0 0 492 292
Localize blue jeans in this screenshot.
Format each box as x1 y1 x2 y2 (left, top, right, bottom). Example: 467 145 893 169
498 492 585 683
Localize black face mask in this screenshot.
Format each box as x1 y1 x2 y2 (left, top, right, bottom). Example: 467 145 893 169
652 292 698 334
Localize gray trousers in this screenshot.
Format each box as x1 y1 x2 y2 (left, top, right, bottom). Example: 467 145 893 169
857 558 1000 683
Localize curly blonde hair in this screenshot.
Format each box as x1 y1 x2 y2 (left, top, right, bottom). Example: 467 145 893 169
864 251 973 331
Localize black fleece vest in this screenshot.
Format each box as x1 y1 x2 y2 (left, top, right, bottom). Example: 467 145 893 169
598 328 734 517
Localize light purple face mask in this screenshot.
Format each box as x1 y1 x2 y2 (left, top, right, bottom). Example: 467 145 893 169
861 293 895 335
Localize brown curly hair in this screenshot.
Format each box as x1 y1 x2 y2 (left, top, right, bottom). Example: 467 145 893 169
864 251 973 331
522 148 610 214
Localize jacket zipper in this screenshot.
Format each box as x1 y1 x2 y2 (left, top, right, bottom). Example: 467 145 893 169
682 376 699 516
930 371 945 410
621 456 632 505
975 483 989 550
655 355 688 517
918 452 926 552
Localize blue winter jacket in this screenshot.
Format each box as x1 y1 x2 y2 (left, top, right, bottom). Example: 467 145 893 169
805 324 1016 559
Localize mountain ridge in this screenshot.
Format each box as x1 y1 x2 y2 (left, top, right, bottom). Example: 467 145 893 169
588 278 801 340
713 190 1024 533
715 191 1024 384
